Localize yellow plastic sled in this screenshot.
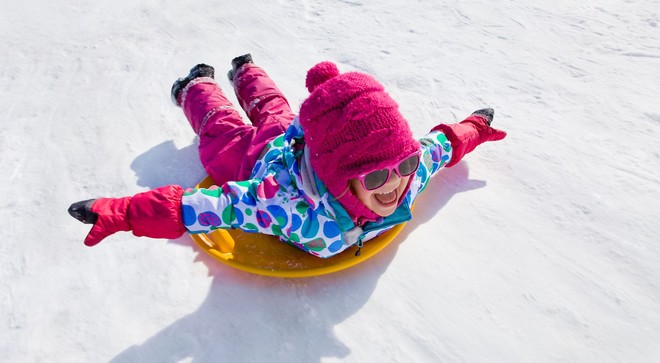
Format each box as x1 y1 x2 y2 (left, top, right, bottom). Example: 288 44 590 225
189 176 406 278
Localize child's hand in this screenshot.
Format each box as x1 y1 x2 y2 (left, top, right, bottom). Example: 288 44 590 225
68 197 133 246
472 108 497 124
465 108 507 142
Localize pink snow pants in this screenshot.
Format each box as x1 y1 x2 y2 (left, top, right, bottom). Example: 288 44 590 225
180 65 295 186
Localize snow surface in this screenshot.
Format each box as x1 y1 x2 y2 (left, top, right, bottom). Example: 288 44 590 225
2 0 660 362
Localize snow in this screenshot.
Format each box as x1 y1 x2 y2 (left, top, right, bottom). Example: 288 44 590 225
2 0 659 361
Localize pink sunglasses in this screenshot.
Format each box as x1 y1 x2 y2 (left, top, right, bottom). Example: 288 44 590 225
356 151 421 191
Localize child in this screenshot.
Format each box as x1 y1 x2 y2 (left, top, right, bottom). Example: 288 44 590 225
69 54 506 258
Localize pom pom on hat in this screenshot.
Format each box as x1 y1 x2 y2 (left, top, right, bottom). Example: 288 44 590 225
305 61 340 92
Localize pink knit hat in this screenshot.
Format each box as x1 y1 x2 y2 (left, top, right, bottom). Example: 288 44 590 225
299 61 421 223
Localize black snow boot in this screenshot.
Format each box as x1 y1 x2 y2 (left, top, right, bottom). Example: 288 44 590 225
227 53 253 82
171 63 215 106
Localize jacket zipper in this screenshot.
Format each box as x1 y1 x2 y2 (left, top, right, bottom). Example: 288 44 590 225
354 235 365 256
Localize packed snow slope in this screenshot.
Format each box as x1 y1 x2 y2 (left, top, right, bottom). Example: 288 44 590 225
2 0 659 362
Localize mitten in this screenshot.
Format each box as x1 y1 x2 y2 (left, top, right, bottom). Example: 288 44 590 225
432 108 506 167
68 185 186 246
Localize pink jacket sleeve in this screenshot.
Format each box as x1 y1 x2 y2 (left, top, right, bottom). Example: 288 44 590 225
128 185 187 239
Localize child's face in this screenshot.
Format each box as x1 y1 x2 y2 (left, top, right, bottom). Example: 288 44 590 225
350 173 411 217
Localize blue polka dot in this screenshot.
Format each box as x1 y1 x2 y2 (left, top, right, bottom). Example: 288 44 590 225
431 146 442 162
182 205 196 226
328 240 343 253
301 210 320 238
241 191 257 206
232 208 244 227
417 164 428 180
264 150 279 163
441 155 450 164
256 210 272 228
198 211 221 227
228 185 242 204
323 221 341 238
266 205 288 227
290 214 302 232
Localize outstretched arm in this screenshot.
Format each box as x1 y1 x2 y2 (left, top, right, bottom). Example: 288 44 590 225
68 185 187 246
432 108 506 167
69 175 303 247
412 108 506 196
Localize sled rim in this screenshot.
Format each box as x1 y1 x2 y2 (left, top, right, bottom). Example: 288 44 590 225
190 223 404 278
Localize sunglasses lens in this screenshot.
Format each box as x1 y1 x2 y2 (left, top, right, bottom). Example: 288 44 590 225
398 154 420 176
363 169 390 190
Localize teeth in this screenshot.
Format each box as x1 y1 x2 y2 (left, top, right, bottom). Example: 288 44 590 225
374 189 397 204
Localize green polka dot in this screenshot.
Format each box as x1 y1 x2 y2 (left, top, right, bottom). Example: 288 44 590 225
275 216 286 226
183 188 198 197
244 223 259 232
272 225 285 237
222 205 236 224
201 188 222 197
436 134 451 152
289 233 300 242
304 238 326 252
235 181 252 188
273 135 284 147
317 182 327 195
295 201 309 214
245 209 253 216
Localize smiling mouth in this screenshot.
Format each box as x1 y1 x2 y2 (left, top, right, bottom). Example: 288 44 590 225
374 189 398 206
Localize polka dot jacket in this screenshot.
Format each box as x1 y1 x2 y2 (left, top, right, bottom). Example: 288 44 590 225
181 118 453 258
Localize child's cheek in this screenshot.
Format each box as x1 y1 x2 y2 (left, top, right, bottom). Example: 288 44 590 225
350 179 371 204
